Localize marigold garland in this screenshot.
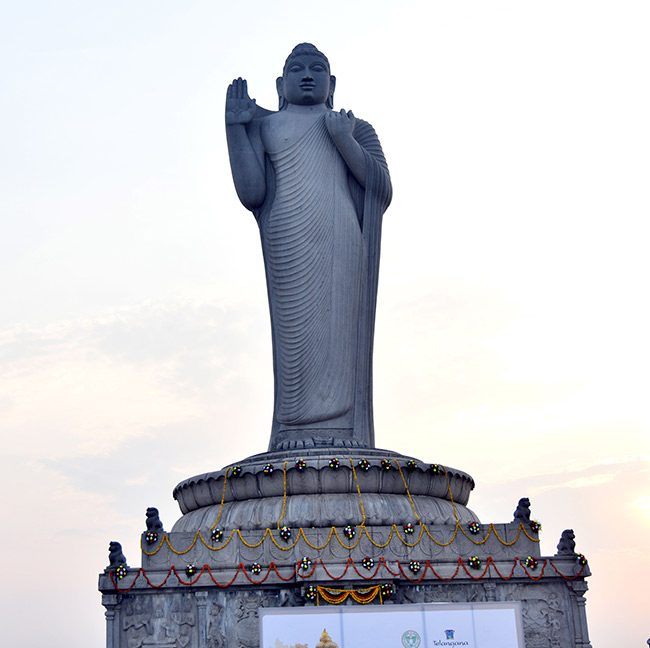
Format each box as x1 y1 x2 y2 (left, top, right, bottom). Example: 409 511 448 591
108 556 588 594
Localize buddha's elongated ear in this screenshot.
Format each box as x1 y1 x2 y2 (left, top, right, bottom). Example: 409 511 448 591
276 76 287 110
327 75 336 110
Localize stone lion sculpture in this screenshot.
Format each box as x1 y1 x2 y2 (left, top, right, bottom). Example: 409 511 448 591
556 528 577 555
107 541 127 570
146 507 164 532
512 497 531 522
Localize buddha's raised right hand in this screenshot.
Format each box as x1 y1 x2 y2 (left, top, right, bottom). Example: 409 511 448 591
225 78 256 125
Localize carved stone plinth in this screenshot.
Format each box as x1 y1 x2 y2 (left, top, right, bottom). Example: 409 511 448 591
99 451 592 648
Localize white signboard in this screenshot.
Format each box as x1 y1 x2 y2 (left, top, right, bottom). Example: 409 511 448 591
260 601 524 648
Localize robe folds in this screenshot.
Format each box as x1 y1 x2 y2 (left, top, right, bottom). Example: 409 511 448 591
252 112 392 450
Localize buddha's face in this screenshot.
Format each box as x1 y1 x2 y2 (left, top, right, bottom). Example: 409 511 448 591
281 53 332 106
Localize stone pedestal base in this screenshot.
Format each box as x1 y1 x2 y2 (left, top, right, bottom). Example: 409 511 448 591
99 450 592 648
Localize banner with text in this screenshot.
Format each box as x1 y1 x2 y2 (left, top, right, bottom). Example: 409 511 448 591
260 601 524 648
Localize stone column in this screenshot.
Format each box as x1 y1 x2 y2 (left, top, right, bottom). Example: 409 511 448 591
569 581 592 648
195 591 209 647
102 594 120 648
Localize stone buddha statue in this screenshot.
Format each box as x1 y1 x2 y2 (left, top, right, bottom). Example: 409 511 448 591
226 43 391 452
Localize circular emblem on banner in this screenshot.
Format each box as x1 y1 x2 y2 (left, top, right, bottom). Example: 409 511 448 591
401 630 421 648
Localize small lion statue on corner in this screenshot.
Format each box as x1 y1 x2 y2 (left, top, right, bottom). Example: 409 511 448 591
512 497 531 523
556 528 577 556
106 541 127 571
146 507 164 532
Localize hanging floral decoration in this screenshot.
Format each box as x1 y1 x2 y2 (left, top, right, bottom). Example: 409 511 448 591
210 528 224 543
279 526 292 542
115 565 127 580
231 465 242 477
524 556 538 570
304 585 318 601
318 585 387 605
406 459 417 471
403 523 415 535
263 463 274 474
380 583 394 599
145 531 158 545
577 554 588 566
295 459 307 471
468 522 481 535
185 564 197 577
468 556 481 570
361 556 375 570
408 560 421 574
357 459 370 471
299 556 313 572
329 458 340 469
381 459 391 471
430 463 442 475
343 525 356 540
530 520 542 533
250 563 262 575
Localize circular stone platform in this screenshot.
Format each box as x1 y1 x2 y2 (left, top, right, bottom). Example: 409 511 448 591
172 449 478 532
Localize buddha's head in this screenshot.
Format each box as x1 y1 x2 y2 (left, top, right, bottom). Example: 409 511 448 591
277 43 335 110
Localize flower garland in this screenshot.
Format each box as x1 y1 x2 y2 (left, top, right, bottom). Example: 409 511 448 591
343 525 356 540
299 557 313 572
409 560 421 574
468 522 480 535
141 520 542 558
108 555 588 594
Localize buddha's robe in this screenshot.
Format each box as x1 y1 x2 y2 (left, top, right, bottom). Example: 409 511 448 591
254 112 391 450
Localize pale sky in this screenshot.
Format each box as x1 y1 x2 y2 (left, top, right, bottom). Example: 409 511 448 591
1 1 649 646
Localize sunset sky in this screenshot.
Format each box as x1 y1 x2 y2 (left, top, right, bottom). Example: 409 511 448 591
2 1 649 646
